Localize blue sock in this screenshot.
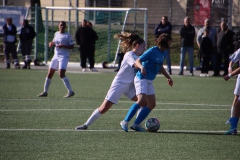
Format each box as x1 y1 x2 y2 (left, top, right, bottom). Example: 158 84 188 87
134 107 151 125
230 117 239 129
124 103 140 122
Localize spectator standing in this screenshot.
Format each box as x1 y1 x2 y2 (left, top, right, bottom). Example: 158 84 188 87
233 30 240 51
75 19 98 72
154 16 172 75
2 17 20 69
37 21 75 98
20 19 36 69
216 22 235 76
199 29 212 77
178 17 196 76
196 19 217 75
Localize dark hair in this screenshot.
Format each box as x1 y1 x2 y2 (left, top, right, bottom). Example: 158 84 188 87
59 21 66 26
114 32 144 52
156 33 172 49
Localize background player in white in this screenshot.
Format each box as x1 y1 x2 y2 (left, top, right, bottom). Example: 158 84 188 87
75 32 146 130
37 21 75 98
120 33 173 132
223 48 240 135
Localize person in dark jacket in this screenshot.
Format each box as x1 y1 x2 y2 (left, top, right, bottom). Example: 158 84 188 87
2 17 20 69
178 17 196 76
75 19 98 72
20 19 36 69
216 22 235 76
154 16 172 75
200 29 212 77
233 30 240 51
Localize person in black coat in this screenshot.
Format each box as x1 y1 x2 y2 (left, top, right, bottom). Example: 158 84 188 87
200 29 212 76
2 17 20 69
178 17 196 76
216 22 235 76
20 19 36 69
154 16 172 75
75 19 98 72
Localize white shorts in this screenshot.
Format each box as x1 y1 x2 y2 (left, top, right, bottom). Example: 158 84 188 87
105 79 136 104
49 55 69 70
234 75 240 96
134 76 155 96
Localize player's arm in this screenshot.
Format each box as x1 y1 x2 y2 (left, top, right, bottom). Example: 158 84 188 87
57 44 74 49
134 58 146 76
228 61 234 73
160 65 173 87
224 67 240 81
49 41 55 47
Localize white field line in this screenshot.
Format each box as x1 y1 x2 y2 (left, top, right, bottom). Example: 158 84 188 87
0 128 226 134
0 98 230 107
0 108 229 112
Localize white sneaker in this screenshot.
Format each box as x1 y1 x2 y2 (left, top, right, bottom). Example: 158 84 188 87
82 68 86 72
89 68 98 72
200 73 206 77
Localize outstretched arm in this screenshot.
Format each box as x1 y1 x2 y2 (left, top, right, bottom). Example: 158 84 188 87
160 66 173 87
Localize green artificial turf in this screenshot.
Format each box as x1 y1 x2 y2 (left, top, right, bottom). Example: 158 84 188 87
0 69 239 160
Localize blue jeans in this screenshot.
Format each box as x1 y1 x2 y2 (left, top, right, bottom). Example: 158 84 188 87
165 49 171 72
180 47 194 73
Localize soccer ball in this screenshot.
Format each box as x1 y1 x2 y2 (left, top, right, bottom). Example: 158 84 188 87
145 118 160 132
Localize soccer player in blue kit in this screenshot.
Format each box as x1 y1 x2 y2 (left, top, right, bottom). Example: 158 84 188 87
120 33 173 132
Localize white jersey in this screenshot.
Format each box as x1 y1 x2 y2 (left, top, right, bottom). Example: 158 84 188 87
114 51 139 83
53 31 74 56
229 48 240 96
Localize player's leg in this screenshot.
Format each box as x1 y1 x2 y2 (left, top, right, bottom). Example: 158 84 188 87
59 57 74 98
75 100 114 130
37 58 57 97
76 81 126 130
225 98 240 135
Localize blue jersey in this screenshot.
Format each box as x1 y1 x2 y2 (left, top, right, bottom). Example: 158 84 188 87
136 46 167 80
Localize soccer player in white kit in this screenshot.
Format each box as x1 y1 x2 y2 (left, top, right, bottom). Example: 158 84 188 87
223 48 240 135
37 21 75 98
75 32 146 130
120 33 173 132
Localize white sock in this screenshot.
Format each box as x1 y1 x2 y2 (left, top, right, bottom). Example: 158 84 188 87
62 77 73 92
85 109 102 126
230 105 234 117
44 78 51 93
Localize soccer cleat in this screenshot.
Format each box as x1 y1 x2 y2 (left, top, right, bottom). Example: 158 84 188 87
224 128 237 135
120 120 128 132
63 91 75 98
75 124 88 130
37 92 48 97
89 68 98 72
190 73 194 76
130 123 146 132
82 68 86 72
